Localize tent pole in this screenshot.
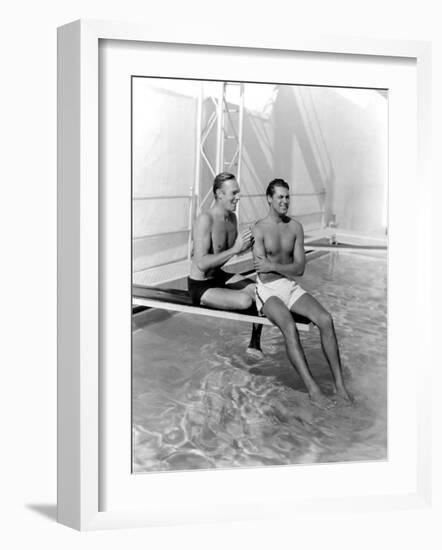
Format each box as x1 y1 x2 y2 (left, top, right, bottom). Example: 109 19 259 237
188 83 203 260
215 82 225 174
236 83 245 226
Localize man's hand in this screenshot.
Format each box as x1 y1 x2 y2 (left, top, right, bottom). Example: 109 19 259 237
254 255 274 273
233 228 252 254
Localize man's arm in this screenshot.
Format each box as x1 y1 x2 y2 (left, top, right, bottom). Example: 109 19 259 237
252 222 266 262
193 213 251 273
273 223 305 278
254 222 306 280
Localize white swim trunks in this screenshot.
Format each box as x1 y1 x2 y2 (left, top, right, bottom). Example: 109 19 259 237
255 276 306 314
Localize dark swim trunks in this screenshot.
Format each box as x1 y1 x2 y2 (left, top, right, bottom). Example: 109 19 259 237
187 270 231 306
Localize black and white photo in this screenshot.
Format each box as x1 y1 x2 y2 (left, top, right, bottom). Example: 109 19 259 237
131 77 388 472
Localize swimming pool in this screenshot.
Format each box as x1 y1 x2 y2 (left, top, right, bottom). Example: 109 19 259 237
132 250 387 472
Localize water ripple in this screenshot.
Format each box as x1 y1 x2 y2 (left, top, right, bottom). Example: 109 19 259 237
133 252 387 472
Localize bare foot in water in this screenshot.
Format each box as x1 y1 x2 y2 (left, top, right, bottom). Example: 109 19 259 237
246 347 265 359
333 385 355 405
309 391 337 410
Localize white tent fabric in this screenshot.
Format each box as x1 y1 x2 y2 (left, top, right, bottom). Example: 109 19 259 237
132 81 197 282
132 198 190 239
132 79 387 286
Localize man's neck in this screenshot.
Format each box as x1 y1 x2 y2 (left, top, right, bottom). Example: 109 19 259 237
213 201 230 220
268 209 286 223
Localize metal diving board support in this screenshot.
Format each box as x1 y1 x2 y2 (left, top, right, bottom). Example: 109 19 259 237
198 81 245 216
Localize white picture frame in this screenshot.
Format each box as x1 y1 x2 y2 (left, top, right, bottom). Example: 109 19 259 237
57 19 432 531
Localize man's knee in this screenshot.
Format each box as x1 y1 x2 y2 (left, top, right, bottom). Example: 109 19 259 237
317 310 333 330
280 317 298 338
237 292 253 310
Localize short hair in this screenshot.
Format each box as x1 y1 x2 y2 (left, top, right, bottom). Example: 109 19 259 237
213 172 236 198
266 178 290 198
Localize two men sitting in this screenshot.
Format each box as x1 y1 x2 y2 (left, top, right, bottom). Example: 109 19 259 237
187 172 352 409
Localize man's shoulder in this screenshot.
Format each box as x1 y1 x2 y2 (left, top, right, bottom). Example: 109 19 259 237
253 218 270 234
288 216 304 232
195 210 214 227
253 216 303 235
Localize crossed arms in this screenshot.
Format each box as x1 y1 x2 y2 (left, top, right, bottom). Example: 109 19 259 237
252 221 306 279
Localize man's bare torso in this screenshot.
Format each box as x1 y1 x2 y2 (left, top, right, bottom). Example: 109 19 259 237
255 216 300 283
190 209 237 280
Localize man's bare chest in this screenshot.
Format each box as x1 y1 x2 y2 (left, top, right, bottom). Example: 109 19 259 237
211 219 236 252
264 225 296 255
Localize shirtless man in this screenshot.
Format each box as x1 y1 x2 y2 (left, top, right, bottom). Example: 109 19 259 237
188 172 262 354
253 178 352 409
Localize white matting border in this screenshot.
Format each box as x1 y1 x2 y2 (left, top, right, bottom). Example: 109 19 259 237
57 19 432 530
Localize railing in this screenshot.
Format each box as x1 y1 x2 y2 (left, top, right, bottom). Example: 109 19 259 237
132 228 190 241
133 194 191 201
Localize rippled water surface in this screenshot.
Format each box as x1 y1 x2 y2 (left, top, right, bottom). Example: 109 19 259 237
132 251 387 472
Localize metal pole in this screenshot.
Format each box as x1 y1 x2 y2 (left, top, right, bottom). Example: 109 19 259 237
188 83 203 259
237 83 245 226
215 82 225 174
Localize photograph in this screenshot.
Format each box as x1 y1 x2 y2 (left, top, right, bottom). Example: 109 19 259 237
131 76 388 473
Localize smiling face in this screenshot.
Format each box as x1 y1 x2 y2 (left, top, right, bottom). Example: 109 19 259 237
268 185 290 215
217 178 240 212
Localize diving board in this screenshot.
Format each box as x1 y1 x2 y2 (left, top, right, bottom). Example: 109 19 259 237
132 285 312 331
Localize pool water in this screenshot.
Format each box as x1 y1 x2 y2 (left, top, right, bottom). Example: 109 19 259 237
132 251 387 472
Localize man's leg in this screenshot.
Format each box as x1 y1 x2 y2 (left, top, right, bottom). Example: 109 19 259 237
235 280 263 354
200 286 263 353
200 287 253 310
220 278 264 354
247 323 263 354
290 293 352 402
263 296 335 409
